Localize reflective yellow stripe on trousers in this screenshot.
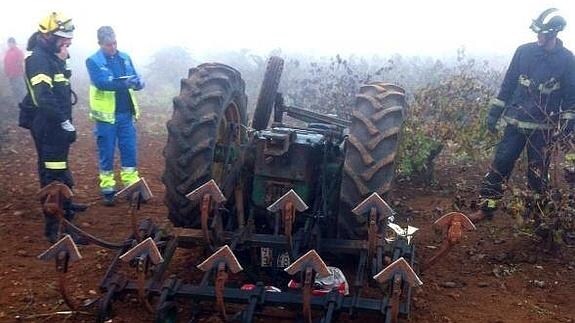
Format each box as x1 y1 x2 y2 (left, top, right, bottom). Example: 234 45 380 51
120 167 140 187
99 171 116 192
45 161 67 169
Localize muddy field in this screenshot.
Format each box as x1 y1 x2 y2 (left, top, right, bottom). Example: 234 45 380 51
1 106 574 323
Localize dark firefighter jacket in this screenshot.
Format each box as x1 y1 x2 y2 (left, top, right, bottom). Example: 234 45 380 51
496 39 575 126
24 47 72 126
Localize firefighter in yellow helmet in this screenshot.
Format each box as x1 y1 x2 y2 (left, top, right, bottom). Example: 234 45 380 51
19 12 88 244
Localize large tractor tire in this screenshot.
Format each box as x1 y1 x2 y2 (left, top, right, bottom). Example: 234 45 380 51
251 56 284 130
162 63 247 228
339 83 406 238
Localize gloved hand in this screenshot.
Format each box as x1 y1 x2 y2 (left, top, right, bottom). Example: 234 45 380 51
486 105 504 134
61 119 77 143
127 75 145 90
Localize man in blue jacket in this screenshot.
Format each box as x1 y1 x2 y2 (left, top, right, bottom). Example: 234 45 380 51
86 26 144 206
470 8 575 222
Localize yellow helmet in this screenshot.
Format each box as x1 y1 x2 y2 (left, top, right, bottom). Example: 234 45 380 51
38 12 75 38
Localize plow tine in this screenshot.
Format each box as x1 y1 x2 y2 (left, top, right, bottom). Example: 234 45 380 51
186 180 227 247
352 192 394 260
285 250 330 323
197 245 243 320
115 178 153 242
115 177 154 201
267 189 309 255
38 234 82 263
38 235 82 310
120 237 164 265
351 192 394 219
422 212 475 272
374 257 422 323
284 249 329 277
197 245 243 274
120 237 164 313
373 257 422 286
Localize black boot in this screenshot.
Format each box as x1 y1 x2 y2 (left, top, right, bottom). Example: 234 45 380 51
70 202 89 212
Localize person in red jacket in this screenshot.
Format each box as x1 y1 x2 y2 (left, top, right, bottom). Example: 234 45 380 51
3 37 26 101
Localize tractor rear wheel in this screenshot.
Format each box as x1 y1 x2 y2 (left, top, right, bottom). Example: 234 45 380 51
339 83 406 238
162 63 247 228
251 56 284 130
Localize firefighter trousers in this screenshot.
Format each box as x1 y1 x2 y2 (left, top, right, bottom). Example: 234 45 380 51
31 117 75 240
480 125 551 200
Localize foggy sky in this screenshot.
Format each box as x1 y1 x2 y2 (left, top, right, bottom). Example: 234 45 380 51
1 0 575 62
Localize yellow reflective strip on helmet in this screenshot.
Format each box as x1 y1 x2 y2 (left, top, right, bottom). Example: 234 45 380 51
502 116 552 129
490 98 505 108
45 161 67 169
30 74 53 87
518 75 531 87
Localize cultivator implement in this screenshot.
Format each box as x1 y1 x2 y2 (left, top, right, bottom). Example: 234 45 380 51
37 179 474 323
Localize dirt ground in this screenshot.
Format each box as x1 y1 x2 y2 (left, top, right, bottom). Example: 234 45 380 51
1 107 575 323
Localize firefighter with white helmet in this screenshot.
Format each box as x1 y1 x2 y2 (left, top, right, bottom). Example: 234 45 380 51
471 8 575 222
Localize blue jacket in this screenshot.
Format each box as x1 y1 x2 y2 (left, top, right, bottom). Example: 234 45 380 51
497 39 575 124
86 49 141 115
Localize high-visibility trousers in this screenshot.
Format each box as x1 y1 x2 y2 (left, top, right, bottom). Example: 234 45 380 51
94 112 139 193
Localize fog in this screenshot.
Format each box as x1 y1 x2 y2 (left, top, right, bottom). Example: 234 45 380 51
1 0 575 63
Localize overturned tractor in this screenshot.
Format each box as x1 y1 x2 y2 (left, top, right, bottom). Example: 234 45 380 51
37 56 475 322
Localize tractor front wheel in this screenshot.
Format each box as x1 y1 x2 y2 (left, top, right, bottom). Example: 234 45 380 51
162 63 247 228
339 83 406 239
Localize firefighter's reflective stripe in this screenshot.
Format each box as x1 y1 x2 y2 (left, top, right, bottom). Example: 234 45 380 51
120 167 140 187
561 111 575 120
519 75 531 87
479 198 498 210
53 73 69 85
518 75 560 94
566 153 575 162
486 199 497 209
30 74 52 87
502 116 552 129
24 77 39 107
539 79 560 94
490 98 506 108
99 171 116 192
45 161 67 169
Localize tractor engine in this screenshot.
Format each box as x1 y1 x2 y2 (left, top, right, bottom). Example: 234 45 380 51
251 126 345 231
